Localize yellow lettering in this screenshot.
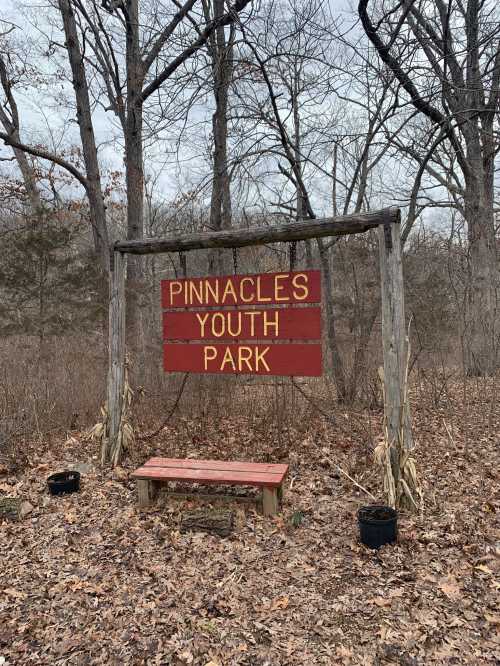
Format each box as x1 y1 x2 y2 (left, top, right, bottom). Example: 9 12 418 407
205 279 219 305
256 276 271 302
220 346 236 371
203 346 217 370
227 312 242 338
255 346 270 372
263 311 279 337
292 273 309 301
274 274 289 302
222 279 238 304
239 277 255 303
238 346 253 372
244 310 259 336
169 281 183 306
211 312 225 337
189 280 204 305
196 312 209 337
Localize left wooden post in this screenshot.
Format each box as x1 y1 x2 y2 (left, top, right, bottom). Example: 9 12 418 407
104 249 126 465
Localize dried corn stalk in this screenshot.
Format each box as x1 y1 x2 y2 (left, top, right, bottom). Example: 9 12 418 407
87 358 135 466
375 333 422 512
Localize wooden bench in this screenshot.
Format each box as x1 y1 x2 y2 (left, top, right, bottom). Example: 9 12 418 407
132 457 289 516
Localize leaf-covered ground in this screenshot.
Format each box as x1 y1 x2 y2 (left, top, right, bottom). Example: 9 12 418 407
1 381 499 665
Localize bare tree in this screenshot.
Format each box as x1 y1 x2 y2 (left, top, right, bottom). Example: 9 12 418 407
0 14 110 271
58 0 110 272
66 0 250 344
358 0 500 376
0 0 251 359
203 0 235 274
0 41 42 214
236 3 413 402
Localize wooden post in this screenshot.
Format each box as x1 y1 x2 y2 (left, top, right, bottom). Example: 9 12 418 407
137 479 153 507
105 250 126 465
378 220 415 508
262 487 279 516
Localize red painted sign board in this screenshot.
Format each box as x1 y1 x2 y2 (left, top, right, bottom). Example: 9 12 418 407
161 270 321 308
163 306 321 341
163 343 322 376
161 269 323 377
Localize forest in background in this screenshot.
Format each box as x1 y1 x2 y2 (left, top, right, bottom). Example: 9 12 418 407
1 0 497 454
0 2 499 664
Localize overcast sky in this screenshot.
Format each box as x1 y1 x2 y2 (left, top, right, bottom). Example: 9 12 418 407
0 0 411 220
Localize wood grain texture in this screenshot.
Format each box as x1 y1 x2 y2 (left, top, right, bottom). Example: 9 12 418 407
161 270 321 308
145 457 289 476
132 465 287 487
378 222 414 486
105 251 126 464
180 508 234 537
162 307 322 341
262 487 279 516
116 207 400 255
163 342 322 376
137 479 152 507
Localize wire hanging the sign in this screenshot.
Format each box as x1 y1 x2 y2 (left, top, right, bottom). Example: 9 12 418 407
232 246 238 275
179 251 187 278
289 241 297 272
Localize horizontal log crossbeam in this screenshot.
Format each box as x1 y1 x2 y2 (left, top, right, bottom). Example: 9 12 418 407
106 203 415 508
114 207 400 255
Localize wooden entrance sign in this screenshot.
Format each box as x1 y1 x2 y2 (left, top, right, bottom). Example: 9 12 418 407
161 270 322 376
105 207 414 482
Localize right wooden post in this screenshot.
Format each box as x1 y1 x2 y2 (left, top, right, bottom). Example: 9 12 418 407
378 219 416 509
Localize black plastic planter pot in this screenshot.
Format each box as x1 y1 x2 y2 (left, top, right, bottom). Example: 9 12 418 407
47 471 80 496
358 505 397 549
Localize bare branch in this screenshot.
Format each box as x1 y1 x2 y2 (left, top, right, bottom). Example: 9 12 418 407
140 0 251 102
0 130 88 189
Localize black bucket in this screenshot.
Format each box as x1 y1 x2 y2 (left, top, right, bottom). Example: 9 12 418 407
47 471 80 496
358 505 397 549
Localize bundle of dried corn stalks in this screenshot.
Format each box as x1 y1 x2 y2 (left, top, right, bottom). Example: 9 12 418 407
87 358 135 466
375 336 422 512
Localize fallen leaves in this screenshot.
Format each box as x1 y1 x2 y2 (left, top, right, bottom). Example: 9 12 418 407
0 379 498 664
484 613 500 626
3 588 27 600
369 596 392 607
19 500 33 518
269 595 289 611
438 576 462 600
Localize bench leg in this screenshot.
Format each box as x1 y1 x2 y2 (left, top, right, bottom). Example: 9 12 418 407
137 479 154 507
262 488 279 516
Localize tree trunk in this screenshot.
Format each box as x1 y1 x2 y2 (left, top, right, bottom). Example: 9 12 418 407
464 169 497 376
291 65 313 269
58 0 110 273
318 238 346 401
208 0 233 274
0 58 43 215
12 146 43 214
125 0 145 359
358 0 499 377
